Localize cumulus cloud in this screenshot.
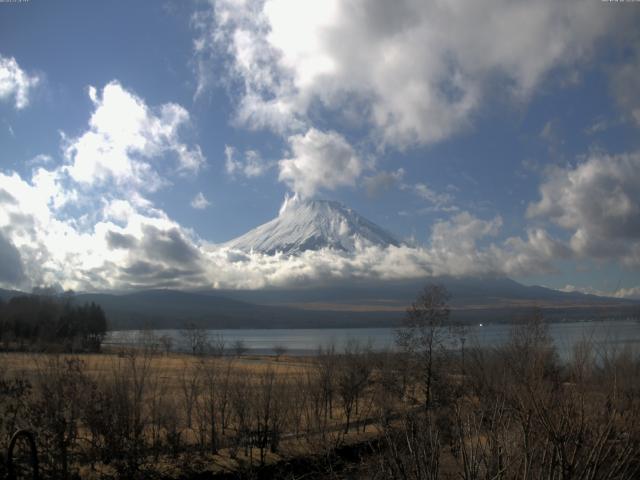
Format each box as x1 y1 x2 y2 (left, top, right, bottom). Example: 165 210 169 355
0 55 40 109
224 145 271 178
0 166 209 291
191 192 211 210
528 151 640 267
613 286 640 300
278 128 362 197
64 81 205 190
195 0 617 149
496 228 571 276
0 169 92 288
0 79 214 291
0 160 564 291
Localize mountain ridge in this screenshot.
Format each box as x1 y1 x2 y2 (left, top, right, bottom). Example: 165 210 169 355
1 281 637 331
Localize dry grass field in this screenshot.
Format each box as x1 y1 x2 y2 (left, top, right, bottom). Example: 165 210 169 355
1 345 405 478
1 351 314 385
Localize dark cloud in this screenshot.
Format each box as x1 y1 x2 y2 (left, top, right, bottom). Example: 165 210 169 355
106 231 138 250
119 260 207 289
140 226 201 266
122 261 157 277
0 231 25 286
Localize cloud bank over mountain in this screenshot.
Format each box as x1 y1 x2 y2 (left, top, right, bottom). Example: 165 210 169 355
1 144 639 294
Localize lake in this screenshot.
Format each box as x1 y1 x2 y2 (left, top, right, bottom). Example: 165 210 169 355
107 319 640 359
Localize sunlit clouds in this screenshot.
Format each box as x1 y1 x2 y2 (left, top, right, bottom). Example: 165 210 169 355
0 54 40 110
64 81 205 190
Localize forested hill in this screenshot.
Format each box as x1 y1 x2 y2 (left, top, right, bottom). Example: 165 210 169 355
2 278 638 332
0 293 107 351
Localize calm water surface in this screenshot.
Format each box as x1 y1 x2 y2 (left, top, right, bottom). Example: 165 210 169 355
107 319 640 359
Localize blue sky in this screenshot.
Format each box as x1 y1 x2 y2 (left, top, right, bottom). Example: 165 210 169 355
0 0 639 296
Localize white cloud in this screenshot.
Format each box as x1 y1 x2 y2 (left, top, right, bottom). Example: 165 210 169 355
191 192 211 210
528 151 640 267
1 160 568 290
196 0 617 149
225 145 271 178
411 183 457 212
0 80 213 291
197 210 567 289
278 128 362 198
64 81 205 190
613 286 640 300
0 55 40 109
422 212 506 276
560 284 640 300
2 70 637 290
0 165 209 291
497 228 571 276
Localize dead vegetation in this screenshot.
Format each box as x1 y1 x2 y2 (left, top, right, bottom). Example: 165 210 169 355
1 290 639 479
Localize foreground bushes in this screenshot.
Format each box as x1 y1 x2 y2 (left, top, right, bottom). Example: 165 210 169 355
368 319 640 480
1 319 639 479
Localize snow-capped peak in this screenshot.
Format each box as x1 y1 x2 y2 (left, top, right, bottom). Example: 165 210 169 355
224 196 401 255
278 192 301 216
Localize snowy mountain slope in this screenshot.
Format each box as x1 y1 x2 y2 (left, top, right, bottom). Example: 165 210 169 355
224 196 401 255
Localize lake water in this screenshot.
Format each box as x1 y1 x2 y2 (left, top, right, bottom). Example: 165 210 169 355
107 319 640 359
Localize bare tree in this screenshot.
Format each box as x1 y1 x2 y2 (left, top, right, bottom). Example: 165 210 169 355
180 322 210 356
210 333 226 357
337 340 372 434
250 368 286 465
179 360 201 430
159 334 173 355
232 339 248 357
374 412 441 480
28 356 88 479
195 357 224 454
273 344 287 361
317 344 337 425
396 283 451 411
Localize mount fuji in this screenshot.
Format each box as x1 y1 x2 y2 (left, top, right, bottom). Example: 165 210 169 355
224 196 401 255
3 197 634 330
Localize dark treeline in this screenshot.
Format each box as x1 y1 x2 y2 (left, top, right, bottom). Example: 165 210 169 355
0 294 107 352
